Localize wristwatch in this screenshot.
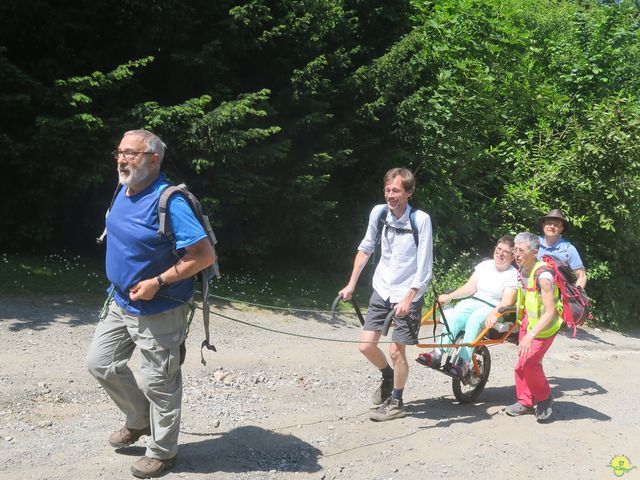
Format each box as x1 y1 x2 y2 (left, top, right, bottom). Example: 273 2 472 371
156 274 165 287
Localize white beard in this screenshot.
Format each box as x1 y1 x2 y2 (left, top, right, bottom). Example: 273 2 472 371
118 158 151 188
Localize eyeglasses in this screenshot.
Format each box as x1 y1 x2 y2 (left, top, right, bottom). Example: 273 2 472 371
383 187 405 195
511 247 531 255
494 247 512 256
112 149 154 160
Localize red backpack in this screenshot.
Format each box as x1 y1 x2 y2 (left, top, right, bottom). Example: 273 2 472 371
535 255 593 336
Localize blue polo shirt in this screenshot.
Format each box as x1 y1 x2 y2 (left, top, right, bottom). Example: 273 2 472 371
106 174 207 315
537 236 584 270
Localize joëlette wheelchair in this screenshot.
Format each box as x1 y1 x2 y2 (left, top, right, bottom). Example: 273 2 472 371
332 293 518 403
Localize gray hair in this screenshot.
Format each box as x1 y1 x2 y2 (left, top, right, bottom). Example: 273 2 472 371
123 129 167 163
514 232 540 251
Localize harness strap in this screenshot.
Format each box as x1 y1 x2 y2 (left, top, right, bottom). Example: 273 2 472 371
382 224 414 235
158 184 220 364
470 296 497 308
372 206 419 265
200 271 217 365
431 283 453 341
157 185 183 242
158 184 221 278
96 182 123 244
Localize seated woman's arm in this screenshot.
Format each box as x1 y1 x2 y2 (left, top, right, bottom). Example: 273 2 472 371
438 271 479 305
485 287 518 327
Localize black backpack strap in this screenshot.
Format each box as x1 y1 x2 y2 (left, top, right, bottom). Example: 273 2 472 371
430 282 452 340
375 205 388 245
470 296 497 308
200 270 217 365
96 182 123 244
409 207 419 247
371 205 420 264
371 206 388 265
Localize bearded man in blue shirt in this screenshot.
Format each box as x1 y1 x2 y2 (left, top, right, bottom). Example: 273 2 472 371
87 130 215 478
339 167 433 422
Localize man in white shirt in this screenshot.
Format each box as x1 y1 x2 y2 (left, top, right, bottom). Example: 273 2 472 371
339 168 433 421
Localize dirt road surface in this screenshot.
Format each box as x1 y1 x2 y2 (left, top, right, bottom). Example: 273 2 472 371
1 294 639 480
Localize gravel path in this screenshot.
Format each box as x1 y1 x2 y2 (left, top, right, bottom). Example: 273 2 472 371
1 294 639 480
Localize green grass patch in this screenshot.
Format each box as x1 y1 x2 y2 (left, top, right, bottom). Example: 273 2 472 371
0 253 369 312
0 253 107 295
209 266 371 312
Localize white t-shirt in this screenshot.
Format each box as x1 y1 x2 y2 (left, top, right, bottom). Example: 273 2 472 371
473 259 518 305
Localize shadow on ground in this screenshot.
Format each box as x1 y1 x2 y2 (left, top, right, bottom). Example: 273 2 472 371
0 294 100 331
406 375 610 427
175 425 322 475
560 327 614 345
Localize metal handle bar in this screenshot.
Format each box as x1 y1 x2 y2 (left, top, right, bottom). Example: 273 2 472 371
382 309 395 336
330 295 365 326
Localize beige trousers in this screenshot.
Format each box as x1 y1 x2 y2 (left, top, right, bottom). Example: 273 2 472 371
87 299 189 459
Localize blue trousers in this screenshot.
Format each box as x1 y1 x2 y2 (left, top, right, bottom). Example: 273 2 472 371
440 298 492 362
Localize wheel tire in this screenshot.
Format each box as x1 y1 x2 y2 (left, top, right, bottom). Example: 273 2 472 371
452 333 492 404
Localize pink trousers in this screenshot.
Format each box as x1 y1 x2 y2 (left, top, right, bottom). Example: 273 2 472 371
514 319 557 407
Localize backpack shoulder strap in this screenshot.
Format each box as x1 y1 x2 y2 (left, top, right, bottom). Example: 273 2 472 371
158 183 218 248
375 205 388 244
96 182 124 244
157 183 221 365
157 183 185 242
409 207 419 247
375 205 420 246
532 262 554 292
371 206 388 265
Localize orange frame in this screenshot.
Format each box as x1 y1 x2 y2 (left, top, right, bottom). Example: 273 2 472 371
415 305 518 376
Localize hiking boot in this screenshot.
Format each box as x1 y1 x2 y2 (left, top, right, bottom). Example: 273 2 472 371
370 396 406 422
108 424 151 448
505 401 534 417
131 456 176 479
371 375 394 405
415 350 442 369
535 395 553 423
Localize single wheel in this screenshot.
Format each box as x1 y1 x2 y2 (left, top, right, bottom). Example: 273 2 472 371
452 333 491 403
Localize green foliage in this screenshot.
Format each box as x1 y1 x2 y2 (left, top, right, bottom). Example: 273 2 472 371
0 253 106 295
131 89 283 256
